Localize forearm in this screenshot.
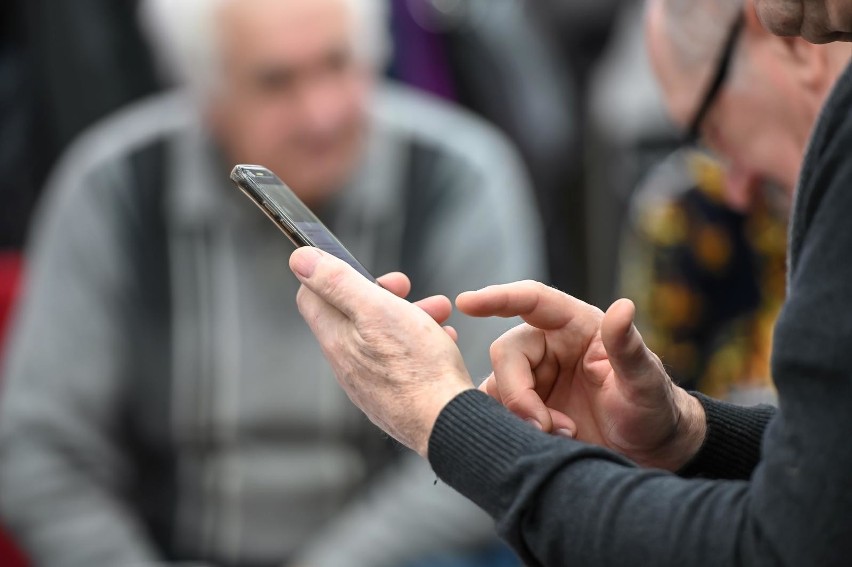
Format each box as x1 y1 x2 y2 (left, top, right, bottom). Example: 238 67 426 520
428 391 812 567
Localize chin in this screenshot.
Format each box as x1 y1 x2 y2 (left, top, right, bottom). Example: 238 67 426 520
289 169 352 206
273 143 362 203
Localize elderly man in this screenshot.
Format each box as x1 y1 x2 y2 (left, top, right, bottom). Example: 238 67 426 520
288 0 852 565
650 0 850 200
624 0 852 401
0 0 544 566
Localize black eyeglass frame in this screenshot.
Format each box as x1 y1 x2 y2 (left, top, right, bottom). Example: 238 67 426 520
683 15 746 145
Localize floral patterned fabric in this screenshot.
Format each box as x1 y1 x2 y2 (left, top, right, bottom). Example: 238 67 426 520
620 153 787 400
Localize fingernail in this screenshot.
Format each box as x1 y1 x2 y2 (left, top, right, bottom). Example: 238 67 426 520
525 418 543 431
555 429 575 439
291 248 323 279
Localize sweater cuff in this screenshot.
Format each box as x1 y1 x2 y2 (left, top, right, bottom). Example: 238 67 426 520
428 389 557 519
677 393 776 480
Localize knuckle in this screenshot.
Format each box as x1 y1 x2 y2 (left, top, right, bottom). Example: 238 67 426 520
355 324 395 365
502 390 527 414
489 338 507 364
518 279 544 294
490 324 533 365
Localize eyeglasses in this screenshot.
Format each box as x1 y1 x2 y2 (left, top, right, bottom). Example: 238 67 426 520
683 15 745 146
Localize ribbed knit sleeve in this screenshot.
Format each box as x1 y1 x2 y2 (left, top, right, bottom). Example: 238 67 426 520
677 393 776 480
428 390 775 519
429 389 625 520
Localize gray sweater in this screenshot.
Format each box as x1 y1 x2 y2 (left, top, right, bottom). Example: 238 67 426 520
428 62 852 565
0 85 546 567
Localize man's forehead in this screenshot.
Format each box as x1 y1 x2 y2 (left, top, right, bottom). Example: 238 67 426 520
219 0 350 36
218 0 352 55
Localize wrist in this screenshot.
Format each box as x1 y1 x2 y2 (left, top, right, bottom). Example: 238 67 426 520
667 388 707 471
416 380 475 459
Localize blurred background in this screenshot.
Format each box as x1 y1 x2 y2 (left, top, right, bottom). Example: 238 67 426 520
0 1 782 566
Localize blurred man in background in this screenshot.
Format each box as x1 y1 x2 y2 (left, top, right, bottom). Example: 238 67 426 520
647 0 851 197
0 1 545 566
621 0 852 402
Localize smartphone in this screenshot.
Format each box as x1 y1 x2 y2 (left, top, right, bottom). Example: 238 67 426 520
230 164 377 283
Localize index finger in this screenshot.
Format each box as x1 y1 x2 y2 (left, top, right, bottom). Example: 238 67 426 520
488 324 554 431
456 280 601 330
377 272 411 299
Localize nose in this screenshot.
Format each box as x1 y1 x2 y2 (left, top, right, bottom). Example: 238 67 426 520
298 79 347 134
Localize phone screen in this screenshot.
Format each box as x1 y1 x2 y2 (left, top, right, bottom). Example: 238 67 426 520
253 173 318 222
232 165 377 282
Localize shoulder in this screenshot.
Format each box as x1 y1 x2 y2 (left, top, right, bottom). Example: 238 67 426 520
791 62 852 269
31 91 196 242
370 83 526 178
807 62 852 160
45 90 195 193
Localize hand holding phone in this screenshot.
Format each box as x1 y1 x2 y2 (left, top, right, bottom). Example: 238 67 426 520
230 164 377 283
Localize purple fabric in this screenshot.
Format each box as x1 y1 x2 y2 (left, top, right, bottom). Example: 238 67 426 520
390 0 457 101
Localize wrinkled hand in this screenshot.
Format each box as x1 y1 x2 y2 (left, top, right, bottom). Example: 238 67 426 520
457 281 706 471
290 248 475 457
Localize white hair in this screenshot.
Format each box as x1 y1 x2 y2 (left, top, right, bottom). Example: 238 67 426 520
139 0 391 97
659 0 743 71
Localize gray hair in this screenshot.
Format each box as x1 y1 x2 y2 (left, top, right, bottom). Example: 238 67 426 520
139 0 392 97
659 0 743 72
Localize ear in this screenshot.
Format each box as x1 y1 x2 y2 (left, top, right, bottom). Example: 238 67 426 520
744 1 765 36
784 38 829 92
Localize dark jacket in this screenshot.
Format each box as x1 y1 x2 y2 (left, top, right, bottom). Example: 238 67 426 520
428 61 852 566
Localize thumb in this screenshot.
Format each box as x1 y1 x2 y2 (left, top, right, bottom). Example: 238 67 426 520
290 247 386 321
601 299 667 397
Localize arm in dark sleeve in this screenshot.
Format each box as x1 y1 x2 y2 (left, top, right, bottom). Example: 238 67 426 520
428 93 852 565
430 392 802 567
677 393 776 480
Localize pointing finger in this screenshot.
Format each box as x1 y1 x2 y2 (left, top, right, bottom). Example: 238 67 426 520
457 281 601 331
